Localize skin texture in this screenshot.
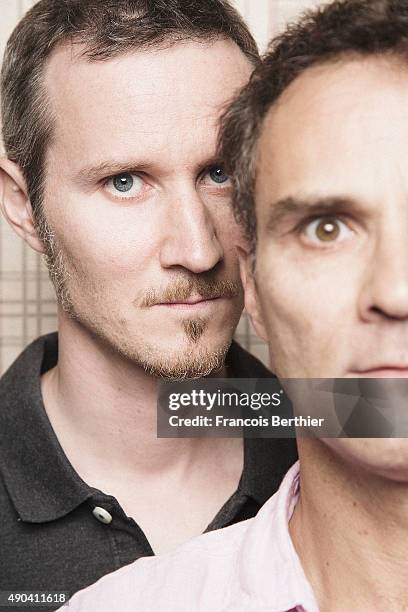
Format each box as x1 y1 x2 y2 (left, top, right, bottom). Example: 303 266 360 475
0 39 251 554
242 56 408 479
34 39 248 379
241 56 408 610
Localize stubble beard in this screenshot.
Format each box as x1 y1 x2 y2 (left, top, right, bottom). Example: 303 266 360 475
37 215 236 380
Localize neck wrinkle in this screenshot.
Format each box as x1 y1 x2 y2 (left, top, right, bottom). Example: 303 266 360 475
290 438 408 611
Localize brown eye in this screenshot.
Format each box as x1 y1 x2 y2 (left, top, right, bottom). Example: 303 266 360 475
315 219 340 241
304 217 351 244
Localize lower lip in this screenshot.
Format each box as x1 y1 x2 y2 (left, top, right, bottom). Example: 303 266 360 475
352 369 408 378
154 298 223 311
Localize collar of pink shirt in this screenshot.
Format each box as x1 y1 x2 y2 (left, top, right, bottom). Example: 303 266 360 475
64 461 319 612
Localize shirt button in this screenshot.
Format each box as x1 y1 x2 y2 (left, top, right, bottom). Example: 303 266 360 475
92 506 113 525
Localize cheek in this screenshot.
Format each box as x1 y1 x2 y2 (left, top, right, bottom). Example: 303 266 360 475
254 245 359 375
257 257 340 336
45 195 161 275
214 207 243 253
60 225 151 278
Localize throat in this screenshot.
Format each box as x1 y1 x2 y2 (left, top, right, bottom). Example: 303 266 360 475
106 440 243 555
291 439 408 612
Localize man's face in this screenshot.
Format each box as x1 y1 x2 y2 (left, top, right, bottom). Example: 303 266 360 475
40 40 251 378
245 57 408 478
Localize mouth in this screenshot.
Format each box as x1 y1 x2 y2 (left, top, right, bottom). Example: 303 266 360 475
154 296 224 309
351 367 408 378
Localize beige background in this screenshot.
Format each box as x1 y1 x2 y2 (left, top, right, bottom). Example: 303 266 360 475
0 0 325 373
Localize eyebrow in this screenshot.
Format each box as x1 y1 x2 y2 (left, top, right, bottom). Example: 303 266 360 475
75 156 225 186
75 159 153 185
265 195 363 231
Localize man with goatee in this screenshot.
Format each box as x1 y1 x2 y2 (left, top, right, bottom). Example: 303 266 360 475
0 0 297 604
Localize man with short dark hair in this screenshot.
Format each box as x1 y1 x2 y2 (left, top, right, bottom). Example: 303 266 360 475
65 0 408 610
0 0 297 603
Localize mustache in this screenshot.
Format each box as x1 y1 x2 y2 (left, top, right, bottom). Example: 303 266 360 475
139 276 242 307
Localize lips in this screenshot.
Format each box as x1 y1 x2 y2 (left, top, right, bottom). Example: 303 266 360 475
157 296 222 306
352 367 408 378
139 278 241 308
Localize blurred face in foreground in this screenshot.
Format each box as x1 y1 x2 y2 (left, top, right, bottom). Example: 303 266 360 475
243 56 408 479
36 40 251 378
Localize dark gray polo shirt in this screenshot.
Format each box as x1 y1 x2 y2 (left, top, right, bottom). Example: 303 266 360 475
0 333 297 610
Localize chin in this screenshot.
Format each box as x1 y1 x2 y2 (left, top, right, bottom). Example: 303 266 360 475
142 343 228 379
327 438 408 483
75 309 233 378
120 329 231 379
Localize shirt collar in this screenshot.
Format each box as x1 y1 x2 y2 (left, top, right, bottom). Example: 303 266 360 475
238 461 319 612
0 333 92 523
0 334 297 525
226 341 298 506
240 438 299 506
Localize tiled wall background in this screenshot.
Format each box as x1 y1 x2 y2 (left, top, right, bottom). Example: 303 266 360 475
0 0 326 374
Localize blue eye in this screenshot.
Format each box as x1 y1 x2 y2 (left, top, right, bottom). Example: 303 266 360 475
105 173 144 199
113 174 134 192
209 166 229 184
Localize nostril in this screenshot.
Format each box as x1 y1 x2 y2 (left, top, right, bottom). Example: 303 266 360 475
370 306 408 322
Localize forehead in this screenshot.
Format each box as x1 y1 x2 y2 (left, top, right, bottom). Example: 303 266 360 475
256 56 408 203
44 39 252 170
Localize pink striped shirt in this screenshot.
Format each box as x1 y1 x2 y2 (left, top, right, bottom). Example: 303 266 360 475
63 462 318 612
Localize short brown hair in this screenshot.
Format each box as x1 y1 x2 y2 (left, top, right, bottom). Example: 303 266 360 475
1 0 259 218
219 0 408 251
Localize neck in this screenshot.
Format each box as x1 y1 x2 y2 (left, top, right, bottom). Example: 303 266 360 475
41 316 229 480
291 439 408 611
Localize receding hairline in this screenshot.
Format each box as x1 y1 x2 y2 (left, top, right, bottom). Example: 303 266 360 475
39 34 254 180
41 32 252 95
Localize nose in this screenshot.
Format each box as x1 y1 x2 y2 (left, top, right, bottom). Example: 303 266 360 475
359 230 408 322
159 187 224 273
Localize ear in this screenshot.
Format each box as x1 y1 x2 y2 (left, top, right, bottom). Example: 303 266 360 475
0 158 45 254
236 241 268 343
